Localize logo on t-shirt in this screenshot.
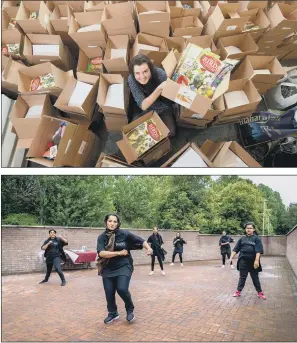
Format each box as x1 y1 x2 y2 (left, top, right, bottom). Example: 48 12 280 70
115 242 126 249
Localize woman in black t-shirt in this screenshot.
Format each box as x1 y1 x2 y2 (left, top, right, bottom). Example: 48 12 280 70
229 222 266 300
39 229 68 286
97 214 152 324
170 232 187 267
147 227 166 276
219 231 235 269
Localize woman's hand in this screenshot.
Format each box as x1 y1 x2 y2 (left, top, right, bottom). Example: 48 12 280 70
156 81 166 92
254 260 259 269
118 249 128 256
228 258 233 265
146 248 153 256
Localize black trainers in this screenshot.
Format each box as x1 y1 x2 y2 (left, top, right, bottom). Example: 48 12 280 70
126 312 135 322
39 279 48 284
104 313 120 324
61 280 66 286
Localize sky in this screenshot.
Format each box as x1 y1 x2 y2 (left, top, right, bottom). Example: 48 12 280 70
212 176 297 207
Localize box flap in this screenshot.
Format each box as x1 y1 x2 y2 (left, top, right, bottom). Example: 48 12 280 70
17 138 34 149
117 139 138 164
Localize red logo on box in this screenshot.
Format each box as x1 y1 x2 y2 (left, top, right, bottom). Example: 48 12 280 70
200 55 220 73
147 122 160 141
91 57 102 65
31 77 41 91
2 45 8 54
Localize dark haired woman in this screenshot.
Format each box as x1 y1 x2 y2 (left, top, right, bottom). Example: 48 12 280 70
219 231 235 269
229 222 266 300
147 226 166 276
170 232 186 267
128 54 177 137
39 229 68 286
97 214 153 324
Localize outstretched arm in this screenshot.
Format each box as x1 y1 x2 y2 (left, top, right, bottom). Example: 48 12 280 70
143 241 153 255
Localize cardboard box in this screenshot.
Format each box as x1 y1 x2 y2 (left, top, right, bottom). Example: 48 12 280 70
132 33 169 67
54 72 99 120
2 55 24 94
281 49 297 60
23 34 73 71
257 34 284 48
26 116 97 167
238 1 268 12
171 16 203 37
161 142 214 167
50 3 71 33
3 1 20 7
16 1 54 34
52 1 84 12
18 62 73 97
266 3 297 37
96 154 138 168
215 110 253 125
97 74 129 116
239 8 270 41
84 1 105 12
176 116 211 128
102 2 137 40
165 36 186 53
135 1 171 38
169 1 202 19
185 35 218 53
200 140 261 167
256 48 291 59
117 111 171 165
2 6 20 31
231 55 286 93
102 35 129 79
9 94 58 149
2 29 24 61
77 46 103 75
179 98 224 121
68 11 107 49
219 79 261 117
104 114 129 132
217 33 258 60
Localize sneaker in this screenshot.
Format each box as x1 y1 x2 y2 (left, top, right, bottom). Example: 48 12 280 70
170 263 174 266
161 270 165 276
257 292 266 300
39 279 48 284
126 312 135 322
231 265 234 269
104 313 120 324
222 265 225 268
233 290 241 297
181 263 183 267
61 280 66 286
149 271 154 276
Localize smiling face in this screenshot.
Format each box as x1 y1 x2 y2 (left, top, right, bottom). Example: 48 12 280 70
106 215 119 231
134 63 152 85
49 230 56 239
245 224 255 236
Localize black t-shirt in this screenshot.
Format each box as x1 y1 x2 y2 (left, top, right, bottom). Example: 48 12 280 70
97 229 144 278
42 237 68 262
173 237 186 250
219 235 234 251
233 234 263 260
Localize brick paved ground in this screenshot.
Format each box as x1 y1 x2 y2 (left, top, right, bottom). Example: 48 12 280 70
2 256 297 342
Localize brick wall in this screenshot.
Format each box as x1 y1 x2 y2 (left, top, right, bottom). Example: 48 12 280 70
286 226 297 277
1 226 287 275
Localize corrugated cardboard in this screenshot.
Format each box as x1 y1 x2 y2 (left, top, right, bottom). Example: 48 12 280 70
84 1 105 12
102 35 129 79
117 111 171 165
2 55 24 94
2 6 19 31
239 8 270 41
171 15 203 37
96 154 138 168
104 114 129 132
10 94 58 149
214 110 253 124
200 140 262 167
165 36 186 53
77 46 103 75
217 33 258 59
2 29 24 61
132 33 169 67
281 49 297 60
26 115 97 167
161 142 214 167
54 72 99 120
238 1 268 11
256 48 291 59
18 62 73 97
185 35 218 53
169 1 202 19
52 1 84 12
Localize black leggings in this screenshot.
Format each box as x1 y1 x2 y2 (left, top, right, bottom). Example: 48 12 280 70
221 250 232 265
151 254 163 271
103 275 134 315
172 251 183 263
45 257 65 281
237 259 262 293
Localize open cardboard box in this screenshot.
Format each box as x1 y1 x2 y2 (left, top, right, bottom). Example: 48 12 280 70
257 34 284 49
200 140 261 167
199 1 218 25
135 1 171 38
102 2 137 40
84 1 105 12
2 29 24 61
16 1 54 34
238 1 268 12
26 115 97 167
50 3 72 33
256 47 290 60
266 3 297 37
131 33 169 67
51 1 84 12
219 79 262 117
281 49 297 60
165 37 186 53
68 11 107 49
97 74 129 116
2 55 25 94
215 110 253 124
10 94 58 149
171 15 204 37
161 49 231 117
18 62 73 97
117 111 171 165
77 46 103 75
103 35 129 79
96 153 138 168
23 34 72 71
161 142 214 167
104 114 129 132
169 1 202 19
239 8 270 41
231 55 286 93
185 35 218 53
176 117 211 129
3 1 20 7
217 33 258 60
2 6 20 31
54 72 99 119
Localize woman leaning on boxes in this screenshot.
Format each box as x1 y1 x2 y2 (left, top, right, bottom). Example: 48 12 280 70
128 54 177 137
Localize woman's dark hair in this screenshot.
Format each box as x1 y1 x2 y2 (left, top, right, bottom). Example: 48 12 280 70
244 222 259 235
104 214 121 229
49 229 56 234
130 54 161 89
